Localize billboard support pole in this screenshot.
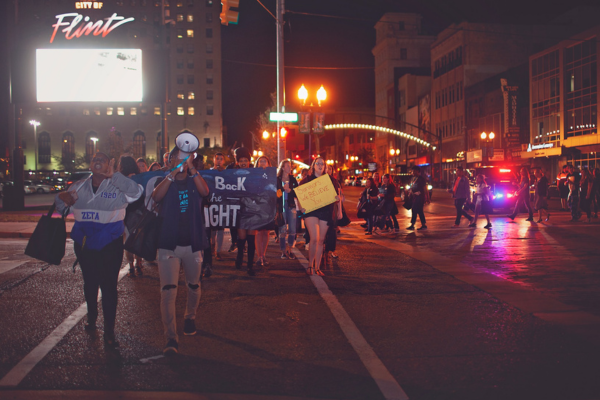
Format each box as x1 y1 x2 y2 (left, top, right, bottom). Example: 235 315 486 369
161 0 170 162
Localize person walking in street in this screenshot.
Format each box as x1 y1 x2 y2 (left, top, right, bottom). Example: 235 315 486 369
372 172 382 189
254 155 273 267
558 165 569 211
534 169 550 223
152 146 210 355
297 157 340 276
448 166 474 227
360 177 379 235
469 174 492 229
507 167 534 222
210 153 226 261
580 168 593 222
277 159 299 260
407 166 429 230
377 174 399 233
567 165 581 221
323 164 342 264
56 152 143 348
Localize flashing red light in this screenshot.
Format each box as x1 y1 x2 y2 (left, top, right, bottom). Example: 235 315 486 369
499 168 512 173
295 154 300 159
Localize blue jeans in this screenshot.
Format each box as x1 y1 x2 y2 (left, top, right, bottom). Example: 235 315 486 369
279 207 297 251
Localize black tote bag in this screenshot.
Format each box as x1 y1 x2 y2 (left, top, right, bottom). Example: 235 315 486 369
124 201 161 262
25 203 68 265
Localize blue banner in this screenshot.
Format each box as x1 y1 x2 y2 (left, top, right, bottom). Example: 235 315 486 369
199 167 277 230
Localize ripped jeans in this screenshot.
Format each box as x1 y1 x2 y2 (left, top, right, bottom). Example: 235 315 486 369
158 246 203 341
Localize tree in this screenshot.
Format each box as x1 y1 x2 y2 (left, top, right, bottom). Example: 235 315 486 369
52 153 88 172
357 147 375 163
253 92 279 165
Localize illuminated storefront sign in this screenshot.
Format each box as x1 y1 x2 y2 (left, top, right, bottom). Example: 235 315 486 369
527 143 554 152
75 2 104 9
50 12 135 43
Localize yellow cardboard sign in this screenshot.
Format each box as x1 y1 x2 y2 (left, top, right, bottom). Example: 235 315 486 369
294 174 337 214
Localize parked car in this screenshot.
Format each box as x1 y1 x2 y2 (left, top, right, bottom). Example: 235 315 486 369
28 180 55 194
45 177 67 192
23 180 38 194
354 177 363 187
0 181 36 195
65 171 92 189
344 176 355 186
468 166 518 212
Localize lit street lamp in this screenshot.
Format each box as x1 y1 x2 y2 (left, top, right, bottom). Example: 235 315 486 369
480 132 495 163
29 120 40 175
298 84 327 164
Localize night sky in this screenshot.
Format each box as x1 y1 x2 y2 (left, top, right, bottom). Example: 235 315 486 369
221 0 597 147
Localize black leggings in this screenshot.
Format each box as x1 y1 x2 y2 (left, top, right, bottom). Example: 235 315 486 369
74 237 123 335
236 233 255 269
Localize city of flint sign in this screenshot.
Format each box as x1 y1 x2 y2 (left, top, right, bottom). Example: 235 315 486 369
199 168 277 230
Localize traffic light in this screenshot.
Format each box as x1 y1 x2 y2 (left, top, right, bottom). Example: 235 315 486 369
220 0 239 26
280 127 287 139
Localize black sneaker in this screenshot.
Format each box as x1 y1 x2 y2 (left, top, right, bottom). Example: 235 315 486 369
104 333 119 348
203 264 213 278
287 251 296 260
281 252 288 259
506 214 515 221
183 319 197 336
484 223 492 229
407 225 415 230
526 217 534 222
228 244 237 253
247 268 256 276
417 225 428 230
163 338 178 355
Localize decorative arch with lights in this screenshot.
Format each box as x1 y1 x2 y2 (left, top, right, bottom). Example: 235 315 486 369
324 124 437 150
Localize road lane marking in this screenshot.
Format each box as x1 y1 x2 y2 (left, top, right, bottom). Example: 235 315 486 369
291 248 409 400
0 261 28 275
0 264 130 387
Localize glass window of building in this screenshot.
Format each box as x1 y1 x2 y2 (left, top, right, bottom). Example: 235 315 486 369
206 59 213 69
133 131 146 158
176 29 183 38
188 91 195 99
187 29 194 37
154 107 161 116
206 28 212 38
206 90 213 100
531 50 562 144
188 107 195 115
141 107 148 116
177 90 185 99
400 48 407 60
94 108 101 116
207 105 213 115
176 13 184 22
83 108 90 116
62 132 75 162
164 8 170 17
176 0 183 6
565 39 598 139
187 75 195 84
187 45 194 53
177 59 184 69
187 59 194 68
176 45 183 53
206 74 213 84
107 107 113 115
46 107 52 115
177 74 184 84
131 107 137 116
177 107 185 115
187 14 194 22
206 43 213 53
117 107 125 116
38 132 51 164
206 12 212 22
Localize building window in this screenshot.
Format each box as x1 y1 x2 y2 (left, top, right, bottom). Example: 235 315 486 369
206 28 212 38
188 91 195 99
206 74 213 84
177 90 185 99
206 59 213 69
187 59 194 68
83 108 90 116
176 13 184 21
62 132 75 162
117 107 125 115
141 108 148 116
204 138 210 147
176 28 183 38
45 107 52 116
38 132 51 164
206 90 213 100
187 75 195 84
133 131 146 159
207 105 213 115
177 106 185 115
177 74 184 84
400 48 407 60
154 107 161 116
187 13 194 22
94 108 101 116
107 107 113 115
206 12 212 22
187 29 194 37
188 107 195 115
85 133 97 162
176 0 183 6
398 90 405 107
177 59 184 69
131 107 137 116
187 45 194 53
206 43 213 53
176 45 183 53
188 0 193 6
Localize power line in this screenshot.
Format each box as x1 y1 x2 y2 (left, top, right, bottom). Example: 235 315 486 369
255 0 277 21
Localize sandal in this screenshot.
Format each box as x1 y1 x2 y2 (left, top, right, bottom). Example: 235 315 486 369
315 269 325 276
306 267 314 276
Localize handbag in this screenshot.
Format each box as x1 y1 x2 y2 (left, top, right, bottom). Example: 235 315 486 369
338 204 351 227
403 195 413 210
373 200 386 216
275 209 285 227
25 203 68 265
124 199 161 261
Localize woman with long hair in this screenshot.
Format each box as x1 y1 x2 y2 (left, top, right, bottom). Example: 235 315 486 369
297 157 340 276
323 164 342 263
469 174 492 229
254 155 273 267
276 159 299 259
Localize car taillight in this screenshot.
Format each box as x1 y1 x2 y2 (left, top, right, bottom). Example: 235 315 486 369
66 181 73 186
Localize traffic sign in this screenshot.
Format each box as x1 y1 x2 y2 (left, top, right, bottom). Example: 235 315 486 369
269 112 298 122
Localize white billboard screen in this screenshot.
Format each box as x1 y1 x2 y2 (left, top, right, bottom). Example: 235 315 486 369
36 49 143 102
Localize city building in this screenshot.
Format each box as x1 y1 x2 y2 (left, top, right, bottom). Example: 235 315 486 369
522 25 600 177
372 13 435 174
3 0 223 178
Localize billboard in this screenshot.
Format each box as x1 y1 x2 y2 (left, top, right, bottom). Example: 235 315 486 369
36 49 142 102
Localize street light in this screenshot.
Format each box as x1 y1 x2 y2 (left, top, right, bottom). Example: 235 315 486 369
298 84 308 106
316 85 327 107
262 130 270 140
298 84 327 165
29 120 40 175
480 132 494 163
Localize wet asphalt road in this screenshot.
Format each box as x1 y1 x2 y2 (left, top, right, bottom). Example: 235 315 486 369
0 188 600 399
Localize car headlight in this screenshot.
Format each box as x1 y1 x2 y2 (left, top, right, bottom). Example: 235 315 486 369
405 185 410 190
427 185 432 190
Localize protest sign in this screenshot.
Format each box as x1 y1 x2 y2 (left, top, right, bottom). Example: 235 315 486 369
294 174 337 214
199 167 277 230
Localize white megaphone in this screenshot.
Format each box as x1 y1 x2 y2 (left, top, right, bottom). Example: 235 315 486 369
172 131 200 172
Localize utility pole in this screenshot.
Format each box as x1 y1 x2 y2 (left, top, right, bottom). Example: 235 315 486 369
160 0 170 160
276 0 285 164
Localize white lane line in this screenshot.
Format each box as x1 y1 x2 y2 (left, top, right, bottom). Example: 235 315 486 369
0 264 130 387
0 261 28 275
291 248 409 400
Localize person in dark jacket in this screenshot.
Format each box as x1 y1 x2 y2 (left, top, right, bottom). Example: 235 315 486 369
277 159 299 259
377 174 399 232
56 152 143 348
119 156 143 277
534 169 550 223
507 167 534 222
361 177 379 235
448 166 473 227
152 146 209 355
407 166 429 230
